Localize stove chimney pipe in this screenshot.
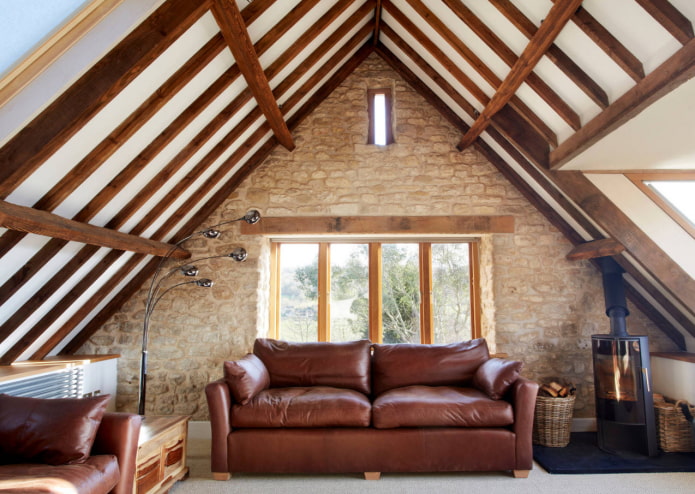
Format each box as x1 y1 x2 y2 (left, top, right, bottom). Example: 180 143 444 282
597 257 629 337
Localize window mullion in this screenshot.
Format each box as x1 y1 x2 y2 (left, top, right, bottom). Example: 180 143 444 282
269 242 280 339
318 243 330 342
419 243 433 344
469 242 482 339
369 243 383 343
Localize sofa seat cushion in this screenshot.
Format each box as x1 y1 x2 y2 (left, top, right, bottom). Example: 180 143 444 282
372 385 514 429
231 386 371 428
0 455 119 494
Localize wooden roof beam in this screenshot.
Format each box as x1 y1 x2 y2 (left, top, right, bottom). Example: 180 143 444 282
398 0 557 147
441 0 581 131
0 200 189 259
212 0 295 151
635 0 693 45
550 37 695 168
490 0 609 109
456 0 582 151
554 0 645 81
0 0 211 199
373 0 383 45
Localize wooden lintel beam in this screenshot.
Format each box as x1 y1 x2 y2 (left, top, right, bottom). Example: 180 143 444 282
0 200 189 259
212 0 295 151
566 238 625 261
550 37 695 169
456 0 582 151
241 216 515 235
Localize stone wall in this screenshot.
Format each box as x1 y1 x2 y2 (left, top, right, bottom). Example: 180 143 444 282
81 53 678 420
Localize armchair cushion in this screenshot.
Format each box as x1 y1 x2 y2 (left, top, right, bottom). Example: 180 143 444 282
224 354 270 404
371 339 490 395
0 394 110 465
472 358 523 400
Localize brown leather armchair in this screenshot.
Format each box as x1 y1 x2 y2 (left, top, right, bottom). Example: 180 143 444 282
0 408 142 494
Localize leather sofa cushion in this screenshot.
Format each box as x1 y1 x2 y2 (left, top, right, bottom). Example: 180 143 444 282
473 358 523 400
224 354 270 404
0 394 110 465
231 386 371 428
253 338 371 394
0 455 119 494
372 385 514 429
371 339 490 395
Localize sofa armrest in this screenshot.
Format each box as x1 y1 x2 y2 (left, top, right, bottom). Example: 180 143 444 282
92 412 142 494
509 377 539 470
206 379 233 476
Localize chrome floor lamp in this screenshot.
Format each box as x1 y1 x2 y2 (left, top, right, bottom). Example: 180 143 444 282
138 210 260 415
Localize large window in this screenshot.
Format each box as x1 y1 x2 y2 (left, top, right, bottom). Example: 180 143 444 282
270 240 480 344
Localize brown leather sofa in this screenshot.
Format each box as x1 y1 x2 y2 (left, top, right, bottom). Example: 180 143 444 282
206 338 539 480
0 394 142 494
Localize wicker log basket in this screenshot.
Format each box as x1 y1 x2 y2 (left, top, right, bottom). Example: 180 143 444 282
533 382 576 447
654 395 695 453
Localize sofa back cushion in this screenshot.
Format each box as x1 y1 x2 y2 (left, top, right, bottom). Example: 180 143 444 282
0 394 110 465
253 338 371 394
224 354 270 405
371 339 490 395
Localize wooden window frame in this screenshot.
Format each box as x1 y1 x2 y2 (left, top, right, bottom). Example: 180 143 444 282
627 171 695 239
367 88 394 145
269 240 481 344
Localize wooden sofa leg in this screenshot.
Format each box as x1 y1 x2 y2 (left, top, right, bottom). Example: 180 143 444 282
364 472 381 480
212 472 231 481
512 470 530 478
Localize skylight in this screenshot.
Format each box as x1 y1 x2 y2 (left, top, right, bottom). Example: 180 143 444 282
0 0 90 77
644 180 695 228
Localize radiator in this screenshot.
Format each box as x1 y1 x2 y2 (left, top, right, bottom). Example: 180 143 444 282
0 366 84 399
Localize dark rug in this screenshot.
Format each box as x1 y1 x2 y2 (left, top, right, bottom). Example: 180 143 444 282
533 432 695 474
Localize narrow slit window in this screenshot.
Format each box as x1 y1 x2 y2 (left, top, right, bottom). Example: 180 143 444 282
368 88 394 145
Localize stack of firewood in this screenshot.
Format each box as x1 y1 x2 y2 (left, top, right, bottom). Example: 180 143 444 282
539 381 575 398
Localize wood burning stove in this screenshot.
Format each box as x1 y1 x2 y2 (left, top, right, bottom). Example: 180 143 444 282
591 257 657 456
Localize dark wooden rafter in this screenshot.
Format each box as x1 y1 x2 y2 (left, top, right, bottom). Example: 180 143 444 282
440 0 581 131
58 42 375 359
373 0 383 45
380 23 549 168
0 200 188 259
374 43 688 349
555 0 645 81
0 0 331 361
212 0 295 150
456 0 582 152
0 0 213 199
551 37 695 168
635 0 694 45
12 14 373 363
0 0 312 318
489 0 609 109
0 35 225 261
391 0 558 147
